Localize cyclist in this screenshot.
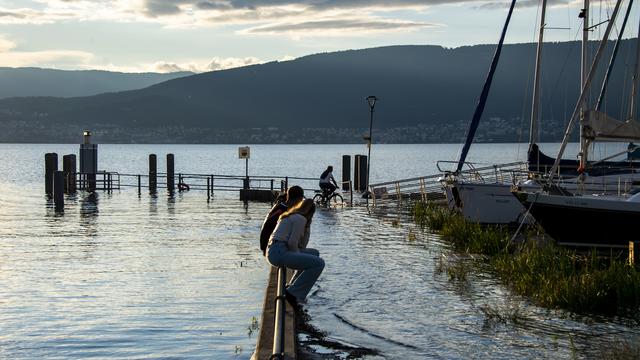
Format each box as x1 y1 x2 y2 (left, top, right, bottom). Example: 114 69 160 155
318 166 338 196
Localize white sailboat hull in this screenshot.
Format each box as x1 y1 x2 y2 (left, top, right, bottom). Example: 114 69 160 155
445 182 532 224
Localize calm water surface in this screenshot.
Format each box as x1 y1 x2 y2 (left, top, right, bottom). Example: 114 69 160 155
0 143 637 359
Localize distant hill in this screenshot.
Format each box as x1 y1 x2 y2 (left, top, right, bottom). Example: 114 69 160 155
0 67 193 98
0 41 636 143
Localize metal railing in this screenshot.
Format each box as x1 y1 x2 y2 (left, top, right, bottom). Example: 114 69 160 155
436 160 529 185
271 266 287 359
369 161 529 208
77 171 121 191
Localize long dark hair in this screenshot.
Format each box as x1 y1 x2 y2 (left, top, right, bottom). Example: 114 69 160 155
279 198 315 221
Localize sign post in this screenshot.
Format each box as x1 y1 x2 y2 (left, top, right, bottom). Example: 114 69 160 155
239 146 250 189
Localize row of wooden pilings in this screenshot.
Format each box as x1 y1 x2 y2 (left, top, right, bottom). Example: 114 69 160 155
46 151 367 213
45 152 83 212
341 154 368 192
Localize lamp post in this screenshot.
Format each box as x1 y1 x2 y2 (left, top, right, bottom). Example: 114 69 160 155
365 95 377 202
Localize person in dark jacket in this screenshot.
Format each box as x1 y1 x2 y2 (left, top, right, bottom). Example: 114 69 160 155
260 186 304 255
319 166 338 195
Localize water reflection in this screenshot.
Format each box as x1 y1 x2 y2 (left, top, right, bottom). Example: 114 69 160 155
79 192 99 237
149 194 158 215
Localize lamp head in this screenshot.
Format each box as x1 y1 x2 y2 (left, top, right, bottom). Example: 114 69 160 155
366 95 377 109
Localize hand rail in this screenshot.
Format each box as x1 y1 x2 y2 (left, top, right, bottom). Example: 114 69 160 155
271 266 287 359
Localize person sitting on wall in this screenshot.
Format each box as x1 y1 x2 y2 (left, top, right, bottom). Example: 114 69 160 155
259 185 304 256
318 165 338 195
266 199 324 310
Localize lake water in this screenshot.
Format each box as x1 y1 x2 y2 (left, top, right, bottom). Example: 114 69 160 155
0 142 637 359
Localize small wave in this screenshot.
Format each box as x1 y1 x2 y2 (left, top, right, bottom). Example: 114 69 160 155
333 313 420 350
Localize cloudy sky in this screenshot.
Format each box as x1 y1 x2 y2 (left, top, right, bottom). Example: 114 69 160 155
0 0 632 73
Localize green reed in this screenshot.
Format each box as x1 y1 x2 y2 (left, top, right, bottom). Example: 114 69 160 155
412 201 640 315
492 244 640 314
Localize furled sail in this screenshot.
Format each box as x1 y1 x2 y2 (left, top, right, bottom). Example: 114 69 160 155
582 110 640 141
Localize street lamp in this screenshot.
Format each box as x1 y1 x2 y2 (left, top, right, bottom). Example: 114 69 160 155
365 95 377 201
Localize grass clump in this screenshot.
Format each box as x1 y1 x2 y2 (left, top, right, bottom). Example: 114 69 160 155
412 201 511 255
412 201 450 231
412 200 640 316
492 244 640 314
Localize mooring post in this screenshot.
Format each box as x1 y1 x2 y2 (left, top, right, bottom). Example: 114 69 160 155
342 155 351 191
211 175 214 198
270 179 274 191
630 241 640 266
358 155 368 192
166 153 175 194
353 154 361 192
63 154 77 194
149 154 157 194
79 130 98 191
137 175 141 196
45 153 58 196
178 173 183 191
53 170 64 212
207 177 211 202
284 177 288 190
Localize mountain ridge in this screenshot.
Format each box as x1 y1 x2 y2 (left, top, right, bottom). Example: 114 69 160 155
0 40 634 143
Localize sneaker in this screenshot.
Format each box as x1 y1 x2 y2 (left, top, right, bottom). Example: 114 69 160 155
284 290 300 311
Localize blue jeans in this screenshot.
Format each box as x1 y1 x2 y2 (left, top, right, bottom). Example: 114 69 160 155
267 242 325 302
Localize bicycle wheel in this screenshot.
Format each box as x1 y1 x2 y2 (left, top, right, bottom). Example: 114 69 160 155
313 194 324 205
329 193 343 207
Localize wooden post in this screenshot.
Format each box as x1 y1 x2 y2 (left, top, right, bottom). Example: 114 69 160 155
137 175 141 196
284 177 288 190
149 154 157 194
629 241 640 266
178 173 183 191
354 155 367 192
45 153 58 195
354 154 361 192
342 155 351 191
270 179 274 191
63 154 77 194
207 177 211 202
211 175 214 198
166 153 175 194
53 170 64 212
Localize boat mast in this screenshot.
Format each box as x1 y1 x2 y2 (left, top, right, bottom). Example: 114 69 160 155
455 0 517 174
629 11 640 121
549 0 624 178
529 0 548 150
579 0 590 171
596 0 634 112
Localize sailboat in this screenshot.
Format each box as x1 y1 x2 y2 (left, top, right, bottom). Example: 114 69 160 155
514 0 640 246
442 0 640 225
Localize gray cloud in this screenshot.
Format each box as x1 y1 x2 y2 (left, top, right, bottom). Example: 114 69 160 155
144 0 191 16
477 0 567 10
0 11 26 19
246 19 433 34
141 0 474 17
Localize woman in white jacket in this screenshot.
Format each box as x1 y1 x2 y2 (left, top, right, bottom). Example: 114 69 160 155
266 198 324 309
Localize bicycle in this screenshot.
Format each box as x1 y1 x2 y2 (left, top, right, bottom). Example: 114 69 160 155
313 188 344 207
